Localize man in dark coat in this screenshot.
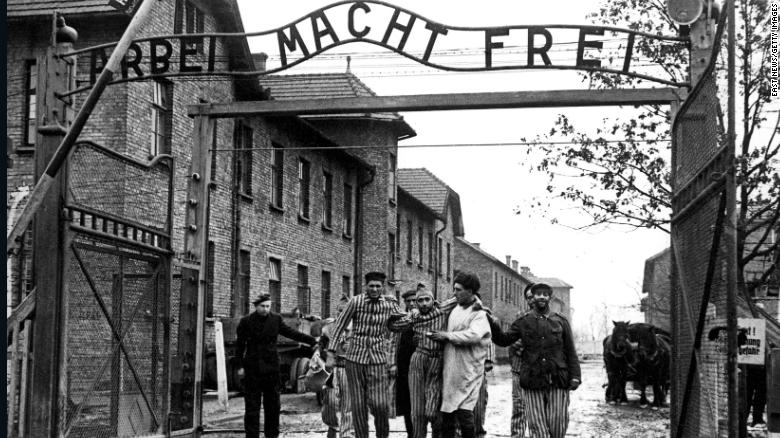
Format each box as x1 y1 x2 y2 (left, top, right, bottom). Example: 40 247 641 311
487 283 580 438
396 288 419 437
236 293 317 438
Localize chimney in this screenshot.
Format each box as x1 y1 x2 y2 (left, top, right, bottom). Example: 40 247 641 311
252 52 268 71
520 266 532 277
512 260 519 271
505 255 511 266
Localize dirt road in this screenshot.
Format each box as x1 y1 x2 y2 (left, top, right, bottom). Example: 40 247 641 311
203 360 677 437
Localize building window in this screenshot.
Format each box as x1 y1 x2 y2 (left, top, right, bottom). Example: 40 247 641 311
298 158 311 219
150 81 172 156
388 154 397 202
236 250 250 317
406 220 413 264
343 183 353 236
342 275 351 298
427 232 434 271
418 226 424 268
183 0 205 53
234 122 253 196
395 213 401 259
388 233 396 280
438 237 443 277
493 272 498 302
297 264 310 315
23 60 37 147
322 171 333 228
269 257 282 313
446 243 451 280
270 143 284 208
206 241 215 317
321 271 331 317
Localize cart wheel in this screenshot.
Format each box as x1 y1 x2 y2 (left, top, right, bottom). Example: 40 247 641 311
296 357 310 394
289 357 301 392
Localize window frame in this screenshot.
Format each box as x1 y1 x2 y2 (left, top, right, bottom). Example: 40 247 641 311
268 257 282 313
235 249 251 317
418 225 424 268
406 219 413 264
297 264 310 315
342 183 353 237
388 153 397 203
183 0 205 53
298 157 311 221
234 122 253 197
150 80 173 157
270 143 284 209
22 60 37 148
321 271 332 318
322 170 333 229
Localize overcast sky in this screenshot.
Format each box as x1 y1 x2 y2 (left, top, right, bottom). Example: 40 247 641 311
235 0 670 335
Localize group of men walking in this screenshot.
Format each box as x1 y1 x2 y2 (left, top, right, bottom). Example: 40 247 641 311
236 270 580 438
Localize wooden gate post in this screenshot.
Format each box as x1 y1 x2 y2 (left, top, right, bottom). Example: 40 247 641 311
27 35 75 437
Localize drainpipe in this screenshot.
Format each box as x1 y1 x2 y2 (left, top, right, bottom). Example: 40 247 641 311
353 165 375 295
433 218 447 300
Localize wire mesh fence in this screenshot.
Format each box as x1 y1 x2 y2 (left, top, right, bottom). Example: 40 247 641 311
60 141 174 437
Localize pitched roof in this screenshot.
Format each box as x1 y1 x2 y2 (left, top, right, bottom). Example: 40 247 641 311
529 277 573 289
455 237 534 283
256 73 415 138
397 168 464 236
8 0 120 17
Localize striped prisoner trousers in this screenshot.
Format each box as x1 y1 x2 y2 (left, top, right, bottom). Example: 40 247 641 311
322 366 354 438
510 373 526 438
345 360 392 438
518 387 569 438
408 351 443 438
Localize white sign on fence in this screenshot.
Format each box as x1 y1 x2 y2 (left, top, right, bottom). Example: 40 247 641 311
738 318 766 365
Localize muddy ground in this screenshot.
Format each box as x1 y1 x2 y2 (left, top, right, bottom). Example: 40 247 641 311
202 360 768 437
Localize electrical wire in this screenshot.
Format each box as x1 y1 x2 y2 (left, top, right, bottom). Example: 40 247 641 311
208 138 671 152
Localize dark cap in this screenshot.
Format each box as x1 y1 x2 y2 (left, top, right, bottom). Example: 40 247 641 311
252 293 272 306
364 271 387 283
401 289 417 299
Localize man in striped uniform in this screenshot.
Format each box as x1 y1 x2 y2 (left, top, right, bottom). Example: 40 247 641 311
487 283 580 438
396 288 450 438
318 296 354 438
473 340 495 438
504 287 536 438
326 271 402 438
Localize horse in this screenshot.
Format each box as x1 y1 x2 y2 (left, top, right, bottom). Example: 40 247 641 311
603 320 635 405
627 322 671 408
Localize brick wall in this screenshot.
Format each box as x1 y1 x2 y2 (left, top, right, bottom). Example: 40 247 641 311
394 191 455 299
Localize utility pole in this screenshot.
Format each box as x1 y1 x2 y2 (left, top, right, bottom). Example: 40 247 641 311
169 115 214 434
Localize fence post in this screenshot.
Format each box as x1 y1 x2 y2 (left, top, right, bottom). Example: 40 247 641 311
27 33 74 438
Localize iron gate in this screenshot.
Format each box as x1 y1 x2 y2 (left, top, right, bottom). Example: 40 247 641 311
669 13 736 436
60 141 174 437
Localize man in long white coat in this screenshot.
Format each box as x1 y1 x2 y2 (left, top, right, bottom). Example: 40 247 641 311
428 272 491 438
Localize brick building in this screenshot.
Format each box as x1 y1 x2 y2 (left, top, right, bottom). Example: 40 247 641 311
256 73 416 302
394 168 464 298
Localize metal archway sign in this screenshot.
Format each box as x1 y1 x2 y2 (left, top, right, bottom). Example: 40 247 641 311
61 0 689 98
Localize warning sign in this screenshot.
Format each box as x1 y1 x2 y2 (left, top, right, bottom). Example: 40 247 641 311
738 318 766 365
